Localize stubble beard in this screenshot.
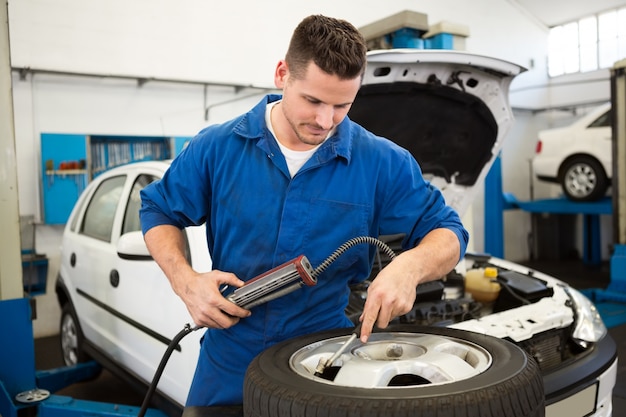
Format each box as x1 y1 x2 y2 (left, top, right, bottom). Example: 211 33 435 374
287 118 329 147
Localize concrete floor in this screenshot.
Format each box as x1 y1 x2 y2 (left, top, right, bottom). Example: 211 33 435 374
27 225 626 416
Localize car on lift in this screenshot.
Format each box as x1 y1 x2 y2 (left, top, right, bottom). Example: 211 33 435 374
55 50 617 417
532 102 612 202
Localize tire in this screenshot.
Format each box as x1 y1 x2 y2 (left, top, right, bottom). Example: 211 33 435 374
60 302 91 366
244 325 544 417
559 156 608 201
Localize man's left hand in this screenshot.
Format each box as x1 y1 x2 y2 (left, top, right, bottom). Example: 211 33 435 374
358 228 461 343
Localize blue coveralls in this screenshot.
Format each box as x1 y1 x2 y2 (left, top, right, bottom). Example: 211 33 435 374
139 94 468 406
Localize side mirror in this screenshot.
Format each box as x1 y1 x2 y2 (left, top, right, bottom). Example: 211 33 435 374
117 231 153 260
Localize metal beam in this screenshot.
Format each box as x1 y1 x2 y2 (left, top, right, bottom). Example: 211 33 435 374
0 0 24 299
610 59 626 288
611 59 626 246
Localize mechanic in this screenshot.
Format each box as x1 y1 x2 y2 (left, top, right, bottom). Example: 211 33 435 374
139 14 469 407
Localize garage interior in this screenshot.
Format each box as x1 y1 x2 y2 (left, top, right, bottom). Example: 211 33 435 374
2 1 626 417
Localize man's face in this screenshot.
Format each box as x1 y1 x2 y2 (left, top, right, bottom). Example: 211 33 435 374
273 60 362 150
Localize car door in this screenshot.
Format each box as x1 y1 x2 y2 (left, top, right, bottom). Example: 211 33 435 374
108 170 203 405
66 173 129 353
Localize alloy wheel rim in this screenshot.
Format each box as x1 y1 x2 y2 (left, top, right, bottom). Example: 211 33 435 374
565 163 596 197
61 314 79 365
289 332 492 388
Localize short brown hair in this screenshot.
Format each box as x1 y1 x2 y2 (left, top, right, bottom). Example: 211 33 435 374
285 15 367 80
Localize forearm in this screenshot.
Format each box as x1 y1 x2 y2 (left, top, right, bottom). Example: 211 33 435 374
143 224 194 296
398 227 461 286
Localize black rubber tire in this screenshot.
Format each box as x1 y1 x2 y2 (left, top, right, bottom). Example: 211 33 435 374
244 325 544 417
60 302 92 366
559 156 608 202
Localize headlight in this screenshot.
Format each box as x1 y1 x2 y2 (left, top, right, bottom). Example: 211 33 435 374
566 287 607 348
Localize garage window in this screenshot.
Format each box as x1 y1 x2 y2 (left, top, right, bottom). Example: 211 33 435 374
549 6 626 77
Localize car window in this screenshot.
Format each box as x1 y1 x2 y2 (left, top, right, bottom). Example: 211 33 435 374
80 175 126 242
588 110 611 128
69 190 90 233
120 172 192 263
122 174 158 235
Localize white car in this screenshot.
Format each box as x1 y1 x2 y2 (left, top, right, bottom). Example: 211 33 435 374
532 102 612 201
55 50 617 417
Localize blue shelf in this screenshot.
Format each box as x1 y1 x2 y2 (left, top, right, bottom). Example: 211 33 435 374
41 134 191 224
41 134 88 224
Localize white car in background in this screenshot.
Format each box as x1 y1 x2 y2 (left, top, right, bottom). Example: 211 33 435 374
532 102 612 202
55 50 617 417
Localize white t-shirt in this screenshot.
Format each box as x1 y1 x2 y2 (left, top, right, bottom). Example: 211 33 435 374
266 101 331 177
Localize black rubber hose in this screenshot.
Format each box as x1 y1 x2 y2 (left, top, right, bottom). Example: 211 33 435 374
137 324 201 417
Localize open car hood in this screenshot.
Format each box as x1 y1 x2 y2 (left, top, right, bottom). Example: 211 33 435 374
349 49 526 216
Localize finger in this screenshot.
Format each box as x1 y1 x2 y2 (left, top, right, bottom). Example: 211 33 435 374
220 299 251 318
196 308 242 329
216 271 246 288
375 303 392 329
359 301 380 343
207 272 250 317
217 283 252 318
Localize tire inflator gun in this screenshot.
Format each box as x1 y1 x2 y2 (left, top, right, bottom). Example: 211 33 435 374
222 254 317 309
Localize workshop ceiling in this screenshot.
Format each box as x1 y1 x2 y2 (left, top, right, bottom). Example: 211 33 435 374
515 0 626 27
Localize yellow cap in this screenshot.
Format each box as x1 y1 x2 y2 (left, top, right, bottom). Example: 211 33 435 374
484 267 498 278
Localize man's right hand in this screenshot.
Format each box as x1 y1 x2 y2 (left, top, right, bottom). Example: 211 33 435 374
176 269 251 329
143 225 251 329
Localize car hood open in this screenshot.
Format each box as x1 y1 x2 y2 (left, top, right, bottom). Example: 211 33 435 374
348 49 526 217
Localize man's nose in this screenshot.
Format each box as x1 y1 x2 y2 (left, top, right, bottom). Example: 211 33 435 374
315 105 334 130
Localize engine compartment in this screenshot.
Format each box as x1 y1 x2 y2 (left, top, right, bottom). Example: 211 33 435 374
348 253 555 327
346 243 589 373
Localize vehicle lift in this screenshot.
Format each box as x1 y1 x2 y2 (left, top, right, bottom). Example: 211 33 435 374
1 298 171 417
484 59 626 329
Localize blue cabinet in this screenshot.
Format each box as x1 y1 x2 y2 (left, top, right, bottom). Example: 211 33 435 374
41 134 88 224
41 133 191 224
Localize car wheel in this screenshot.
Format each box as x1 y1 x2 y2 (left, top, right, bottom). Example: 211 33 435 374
244 325 544 417
559 156 608 201
60 302 90 366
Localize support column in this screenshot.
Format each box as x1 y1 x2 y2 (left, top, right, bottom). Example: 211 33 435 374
484 155 504 258
610 59 626 288
0 0 24 300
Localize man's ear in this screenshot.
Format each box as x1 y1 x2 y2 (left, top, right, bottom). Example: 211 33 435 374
274 60 289 89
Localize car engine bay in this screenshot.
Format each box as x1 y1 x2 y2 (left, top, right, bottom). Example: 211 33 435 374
346 242 598 374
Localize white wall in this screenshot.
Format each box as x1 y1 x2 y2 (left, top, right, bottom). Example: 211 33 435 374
8 0 613 263
8 0 549 89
